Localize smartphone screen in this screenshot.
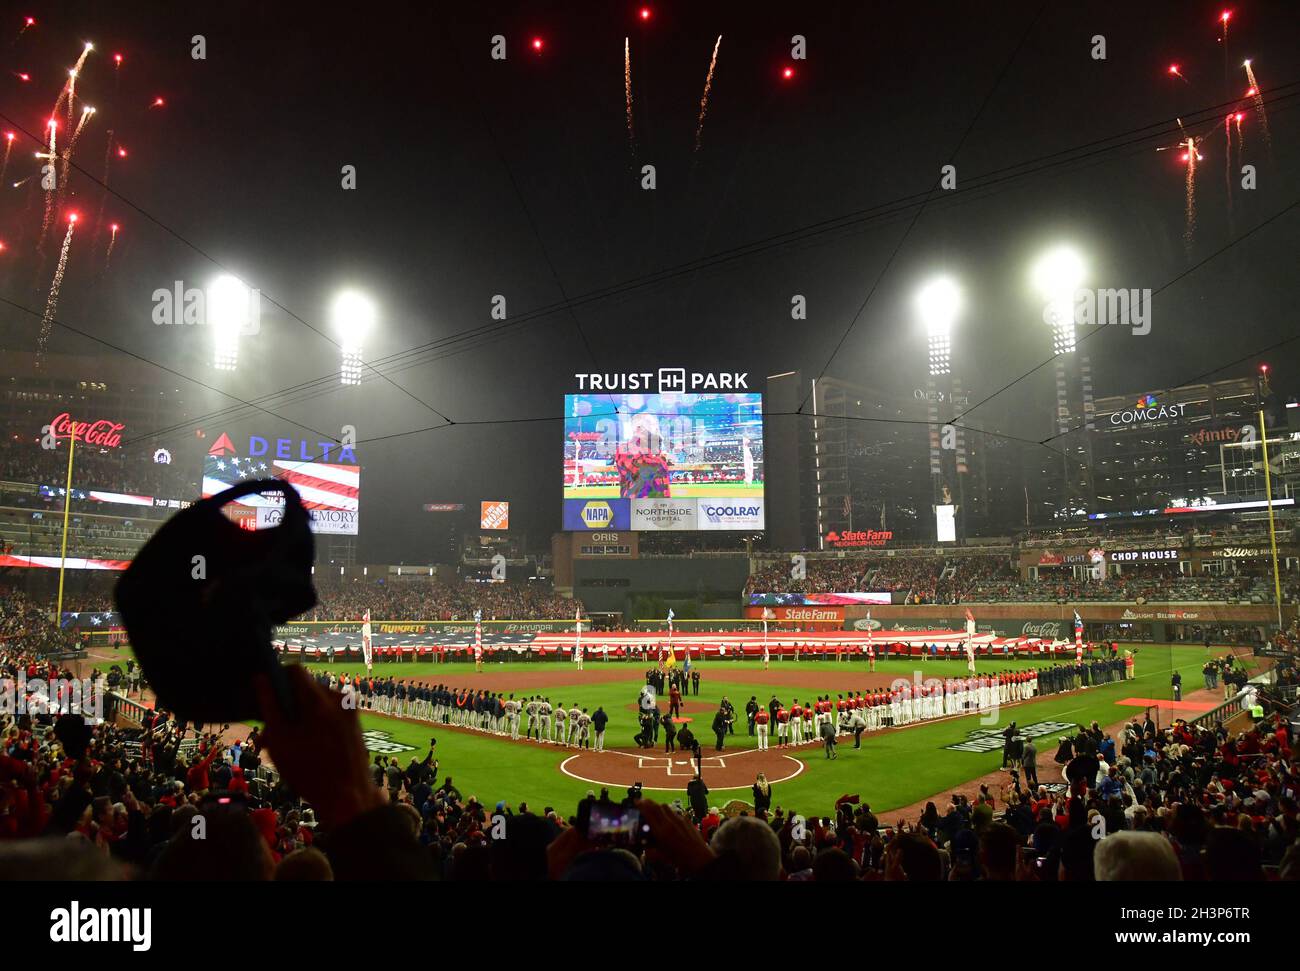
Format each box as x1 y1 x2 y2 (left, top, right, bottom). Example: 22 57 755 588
587 804 648 847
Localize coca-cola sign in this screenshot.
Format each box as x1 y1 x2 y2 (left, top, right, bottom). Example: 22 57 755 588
1021 621 1063 638
46 413 125 449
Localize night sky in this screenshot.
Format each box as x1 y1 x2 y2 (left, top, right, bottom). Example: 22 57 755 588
1 1 1297 559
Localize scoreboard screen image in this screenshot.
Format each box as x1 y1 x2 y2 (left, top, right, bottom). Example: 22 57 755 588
563 393 764 531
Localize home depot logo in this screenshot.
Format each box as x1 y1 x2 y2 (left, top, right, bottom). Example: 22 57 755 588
480 500 509 530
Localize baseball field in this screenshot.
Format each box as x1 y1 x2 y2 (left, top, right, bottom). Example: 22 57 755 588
90 643 1225 819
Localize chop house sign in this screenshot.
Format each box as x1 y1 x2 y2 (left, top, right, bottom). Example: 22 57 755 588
47 412 125 449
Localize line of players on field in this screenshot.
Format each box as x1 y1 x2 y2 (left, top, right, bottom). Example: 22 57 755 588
752 671 1041 750
325 673 607 749
321 668 1040 751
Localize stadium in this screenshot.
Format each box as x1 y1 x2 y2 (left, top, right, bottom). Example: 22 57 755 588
1 1 1298 935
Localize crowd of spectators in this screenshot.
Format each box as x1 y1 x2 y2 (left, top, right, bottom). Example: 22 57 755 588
305 577 584 622
0 440 195 502
748 552 1289 604
2 656 1295 880
967 567 1269 604
0 587 80 658
746 554 1017 603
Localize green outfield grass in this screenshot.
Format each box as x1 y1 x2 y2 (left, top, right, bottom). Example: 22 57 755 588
89 643 1224 818
563 481 765 499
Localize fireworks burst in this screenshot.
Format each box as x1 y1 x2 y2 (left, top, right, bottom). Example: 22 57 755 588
104 222 119 270
14 15 34 44
624 37 635 157
1183 136 1198 253
1223 115 1234 227
38 214 78 352
38 119 57 249
694 34 722 154
0 132 13 184
1243 60 1271 148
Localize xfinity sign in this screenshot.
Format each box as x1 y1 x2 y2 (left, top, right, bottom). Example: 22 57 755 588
574 370 749 393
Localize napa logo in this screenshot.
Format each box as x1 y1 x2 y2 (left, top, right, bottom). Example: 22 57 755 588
1135 394 1158 409
581 501 615 528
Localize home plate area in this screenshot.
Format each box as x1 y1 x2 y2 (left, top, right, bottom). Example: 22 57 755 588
560 747 805 790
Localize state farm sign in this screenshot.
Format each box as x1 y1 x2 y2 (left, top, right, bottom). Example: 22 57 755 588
46 413 125 449
825 529 892 548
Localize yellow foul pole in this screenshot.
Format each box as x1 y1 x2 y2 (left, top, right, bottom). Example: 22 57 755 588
55 422 77 625
1258 410 1283 630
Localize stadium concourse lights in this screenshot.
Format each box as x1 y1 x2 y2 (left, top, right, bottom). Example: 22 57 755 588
208 274 251 371
1030 244 1086 356
915 275 962 376
331 289 377 386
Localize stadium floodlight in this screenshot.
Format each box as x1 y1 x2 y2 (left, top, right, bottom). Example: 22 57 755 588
1031 244 1085 355
331 289 376 386
208 274 250 371
915 275 962 376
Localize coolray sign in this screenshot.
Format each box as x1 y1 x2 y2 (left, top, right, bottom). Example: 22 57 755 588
1107 396 1186 426
631 498 697 530
1109 549 1178 562
697 499 764 530
256 505 359 535
945 721 1077 753
573 370 749 392
45 413 125 449
825 529 892 548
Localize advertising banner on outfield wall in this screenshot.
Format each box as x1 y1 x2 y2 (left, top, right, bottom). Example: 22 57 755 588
742 605 845 623
563 498 631 530
630 498 698 530
696 498 765 530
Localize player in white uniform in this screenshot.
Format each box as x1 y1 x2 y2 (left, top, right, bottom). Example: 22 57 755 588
504 696 521 739
567 704 582 746
553 705 567 745
538 698 552 741
576 709 592 748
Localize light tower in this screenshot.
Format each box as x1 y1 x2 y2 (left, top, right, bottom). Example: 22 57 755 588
1030 244 1095 517
208 274 251 371
915 275 966 542
331 290 376 386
